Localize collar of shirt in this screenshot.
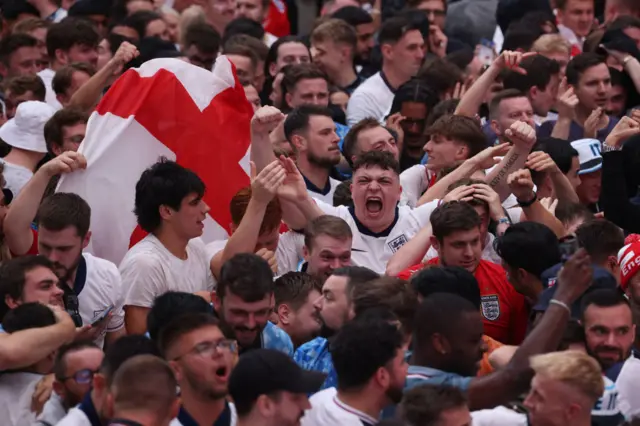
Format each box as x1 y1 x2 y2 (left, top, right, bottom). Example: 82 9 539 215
303 173 332 196
107 419 144 426
348 205 399 238
332 395 379 425
407 364 458 381
177 401 232 426
78 392 102 426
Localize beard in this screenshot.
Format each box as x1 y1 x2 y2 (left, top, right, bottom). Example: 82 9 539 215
319 322 337 339
586 343 628 370
308 151 339 169
385 381 404 404
55 253 83 285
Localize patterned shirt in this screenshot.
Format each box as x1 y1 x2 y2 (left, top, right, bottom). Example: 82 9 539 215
294 337 337 390
262 321 294 356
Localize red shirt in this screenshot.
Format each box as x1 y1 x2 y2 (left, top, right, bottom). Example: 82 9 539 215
9 227 38 257
264 0 290 37
398 258 529 345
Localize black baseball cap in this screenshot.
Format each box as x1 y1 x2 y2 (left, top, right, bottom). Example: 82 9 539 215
229 349 326 405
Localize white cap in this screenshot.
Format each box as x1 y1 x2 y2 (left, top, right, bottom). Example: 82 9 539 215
570 138 602 175
0 101 56 154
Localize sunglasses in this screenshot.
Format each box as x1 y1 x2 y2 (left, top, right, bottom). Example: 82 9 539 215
60 368 98 385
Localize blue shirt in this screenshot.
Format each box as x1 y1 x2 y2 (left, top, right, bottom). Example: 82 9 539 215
294 337 337 390
262 321 294 356
176 401 233 426
405 365 473 391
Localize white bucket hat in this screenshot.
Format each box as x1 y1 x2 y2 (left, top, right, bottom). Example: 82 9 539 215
0 101 56 154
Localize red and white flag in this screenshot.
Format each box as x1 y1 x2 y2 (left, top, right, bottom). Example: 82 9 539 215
57 57 254 265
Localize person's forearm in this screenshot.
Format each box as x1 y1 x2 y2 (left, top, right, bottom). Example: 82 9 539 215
623 57 640 93
485 146 528 201
3 169 51 255
0 320 74 371
294 196 324 222
521 201 566 238
417 161 477 206
549 171 579 203
385 224 433 276
251 133 278 173
68 60 120 111
550 116 572 140
455 64 501 118
220 198 266 263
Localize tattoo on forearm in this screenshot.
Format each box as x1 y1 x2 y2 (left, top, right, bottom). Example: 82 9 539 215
489 152 520 187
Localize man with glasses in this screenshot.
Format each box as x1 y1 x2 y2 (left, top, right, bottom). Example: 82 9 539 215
158 313 238 426
37 341 104 425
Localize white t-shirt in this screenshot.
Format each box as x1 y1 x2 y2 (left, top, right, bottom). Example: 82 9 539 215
120 235 216 309
399 164 436 208
205 230 304 276
0 372 42 426
346 72 394 127
301 387 378 426
1 160 33 197
471 406 528 425
316 199 439 274
37 68 62 110
78 253 125 348
306 176 342 205
55 406 91 426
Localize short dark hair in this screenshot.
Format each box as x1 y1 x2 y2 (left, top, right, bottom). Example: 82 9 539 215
418 59 464 96
124 10 164 40
495 222 561 278
0 256 56 320
430 201 481 241
100 335 161 386
427 115 487 158
351 276 418 336
401 384 468 425
47 17 99 59
502 54 561 93
575 219 625 265
265 35 308 75
580 288 630 322
283 104 333 142
281 63 328 96
274 272 322 310
44 107 89 152
52 62 95 96
0 33 38 65
352 150 399 175
222 18 265 46
342 118 394 165
389 78 440 116
37 192 91 237
537 138 579 175
223 34 269 62
331 266 380 302
566 53 606 86
410 266 480 308
426 99 459 126
147 291 214 341
555 201 594 228
608 15 640 32
331 6 373 26
489 89 529 120
2 74 46 100
304 215 352 251
184 22 221 55
378 16 422 45
218 253 274 301
134 159 205 233
157 313 220 359
330 315 403 390
53 340 101 380
222 42 259 71
2 302 56 332
414 293 478 347
501 25 542 52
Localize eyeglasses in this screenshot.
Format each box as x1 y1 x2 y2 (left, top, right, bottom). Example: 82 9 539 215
59 368 98 384
173 339 238 360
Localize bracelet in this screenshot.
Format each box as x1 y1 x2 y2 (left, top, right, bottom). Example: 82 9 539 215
549 299 571 315
496 217 510 225
601 142 622 152
517 192 537 208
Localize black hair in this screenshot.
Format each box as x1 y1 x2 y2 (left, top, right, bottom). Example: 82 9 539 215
222 18 265 46
331 6 373 26
0 33 38 65
566 53 606 86
147 291 214 341
352 150 400 175
331 266 380 301
537 138 579 175
410 266 480 308
502 54 561 93
283 104 334 142
414 293 479 347
401 384 468 426
184 22 221 55
218 253 274 302
2 302 56 333
426 99 460 126
101 335 161 386
0 256 56 321
378 16 422 45
575 219 625 265
157 313 220 359
123 10 163 40
389 78 440 116
53 340 101 380
330 315 403 390
46 17 99 59
133 158 205 233
580 288 630 322
430 201 481 241
501 25 543 52
37 192 91 237
494 222 561 278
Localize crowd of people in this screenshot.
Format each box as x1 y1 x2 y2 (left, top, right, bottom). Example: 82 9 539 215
0 0 638 424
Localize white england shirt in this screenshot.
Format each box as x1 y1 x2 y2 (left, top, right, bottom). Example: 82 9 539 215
301 387 378 426
304 175 342 205
346 72 395 127
316 199 439 274
399 164 436 207
120 235 216 309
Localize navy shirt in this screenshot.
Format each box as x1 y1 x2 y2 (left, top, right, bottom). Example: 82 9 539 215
538 117 619 142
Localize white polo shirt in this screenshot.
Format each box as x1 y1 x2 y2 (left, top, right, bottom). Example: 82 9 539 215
77 253 126 348
316 199 439 274
120 235 216 309
301 387 378 426
0 372 42 426
346 72 395 127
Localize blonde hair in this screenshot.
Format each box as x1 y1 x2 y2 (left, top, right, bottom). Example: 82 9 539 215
311 18 357 50
179 5 207 47
531 34 571 55
530 350 604 403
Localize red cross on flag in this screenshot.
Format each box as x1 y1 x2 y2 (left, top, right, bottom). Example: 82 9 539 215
57 57 254 265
